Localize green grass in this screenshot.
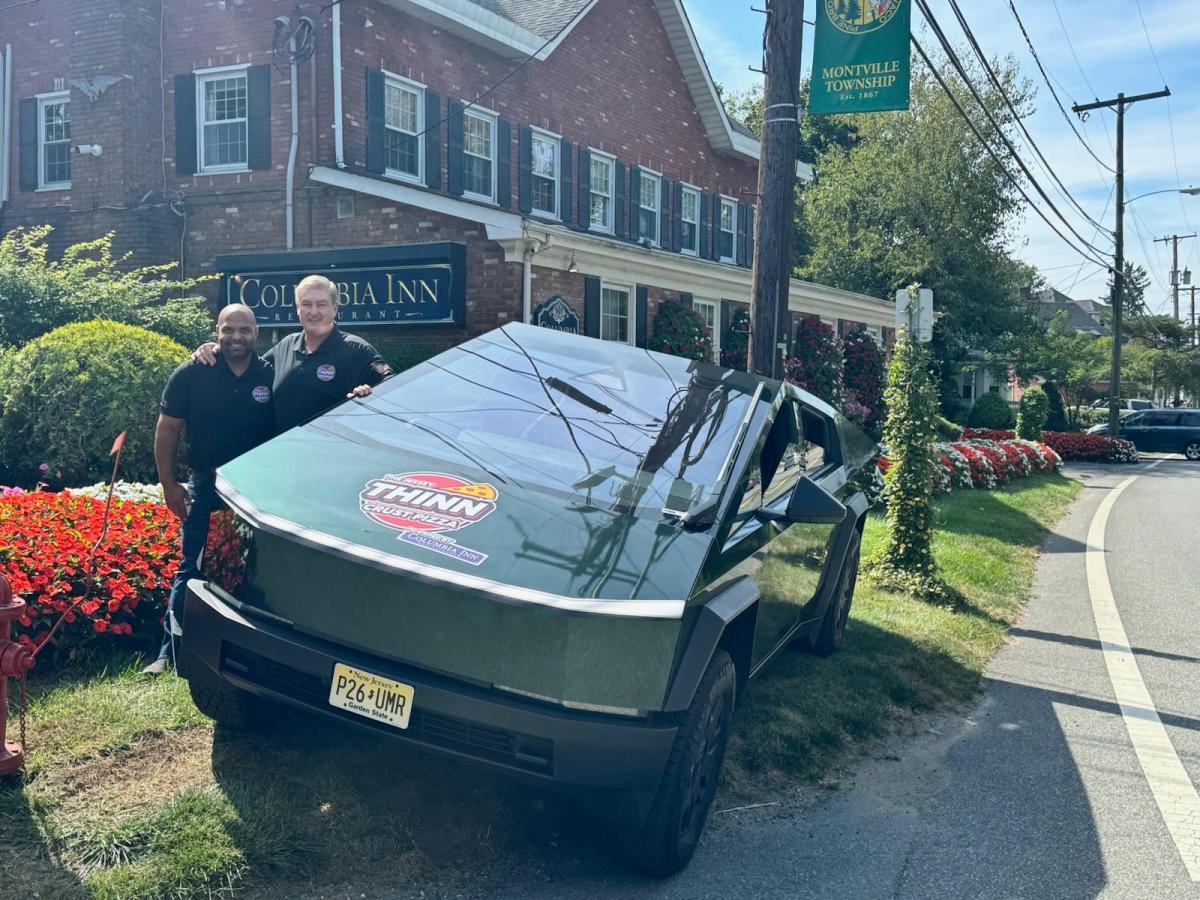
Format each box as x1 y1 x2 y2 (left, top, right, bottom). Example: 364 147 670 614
723 473 1080 795
0 473 1080 897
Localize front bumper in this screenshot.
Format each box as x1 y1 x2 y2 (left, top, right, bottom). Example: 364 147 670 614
180 579 678 818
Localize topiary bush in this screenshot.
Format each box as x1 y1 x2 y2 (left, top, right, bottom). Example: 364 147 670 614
1042 381 1068 431
648 300 713 362
1016 386 1050 440
967 391 1015 429
0 320 188 486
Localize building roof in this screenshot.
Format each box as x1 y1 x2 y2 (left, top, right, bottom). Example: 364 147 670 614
470 0 594 40
1028 287 1107 335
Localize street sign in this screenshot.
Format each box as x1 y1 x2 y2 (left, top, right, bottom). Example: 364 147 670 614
895 288 933 342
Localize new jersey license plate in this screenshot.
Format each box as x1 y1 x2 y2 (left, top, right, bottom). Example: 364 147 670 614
328 663 414 729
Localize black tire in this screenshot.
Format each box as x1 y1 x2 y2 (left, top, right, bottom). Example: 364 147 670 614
1184 441 1200 461
186 665 278 733
607 649 736 877
812 527 861 657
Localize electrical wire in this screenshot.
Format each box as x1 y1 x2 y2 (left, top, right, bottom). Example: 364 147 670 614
944 0 1111 238
1005 0 1113 174
913 1 1113 263
909 35 1110 271
1065 182 1115 296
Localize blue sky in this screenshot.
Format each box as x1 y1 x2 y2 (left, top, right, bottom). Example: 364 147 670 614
686 0 1200 313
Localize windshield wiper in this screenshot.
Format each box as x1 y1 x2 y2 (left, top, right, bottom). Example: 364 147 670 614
546 376 613 415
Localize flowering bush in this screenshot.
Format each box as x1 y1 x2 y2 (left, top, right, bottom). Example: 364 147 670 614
842 329 885 432
67 481 163 504
876 438 1060 496
720 308 750 371
961 427 1015 441
0 490 178 651
784 317 842 406
1041 431 1139 463
648 300 713 362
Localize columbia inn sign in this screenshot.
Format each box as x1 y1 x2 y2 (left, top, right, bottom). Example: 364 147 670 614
216 243 467 328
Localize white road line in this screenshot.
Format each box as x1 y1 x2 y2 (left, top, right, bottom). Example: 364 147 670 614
1085 459 1200 880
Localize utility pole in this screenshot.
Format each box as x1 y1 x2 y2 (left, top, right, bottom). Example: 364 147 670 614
1191 284 1197 347
750 0 804 378
1154 233 1194 405
1074 88 1170 434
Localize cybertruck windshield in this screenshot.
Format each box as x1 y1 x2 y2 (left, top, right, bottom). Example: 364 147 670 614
315 324 756 520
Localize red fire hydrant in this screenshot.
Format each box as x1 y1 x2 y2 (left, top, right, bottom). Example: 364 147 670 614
0 572 35 775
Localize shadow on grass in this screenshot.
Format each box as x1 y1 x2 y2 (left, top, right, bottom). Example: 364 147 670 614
936 480 1085 553
0 776 85 899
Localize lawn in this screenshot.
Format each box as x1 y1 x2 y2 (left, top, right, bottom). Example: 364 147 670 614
0 473 1080 898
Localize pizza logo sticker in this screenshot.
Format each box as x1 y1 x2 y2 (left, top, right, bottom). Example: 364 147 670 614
359 472 498 565
252 385 271 403
316 363 336 382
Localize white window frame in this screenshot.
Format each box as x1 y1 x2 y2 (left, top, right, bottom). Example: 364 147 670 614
383 71 424 185
196 64 251 175
638 169 661 247
530 127 560 220
679 184 700 256
719 196 737 264
461 105 497 204
588 149 615 234
36 90 71 191
693 298 720 363
599 281 634 345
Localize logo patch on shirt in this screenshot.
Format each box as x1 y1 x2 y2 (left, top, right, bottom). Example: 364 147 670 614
316 364 336 382
252 385 271 403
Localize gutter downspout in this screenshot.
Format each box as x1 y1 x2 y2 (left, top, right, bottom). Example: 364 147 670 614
522 244 535 323
332 3 345 168
285 34 299 250
1 44 12 205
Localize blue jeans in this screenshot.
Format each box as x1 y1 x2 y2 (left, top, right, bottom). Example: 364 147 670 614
159 471 218 662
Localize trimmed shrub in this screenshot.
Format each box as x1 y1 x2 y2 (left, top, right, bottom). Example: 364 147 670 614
1041 431 1139 463
784 317 842 406
842 329 885 431
967 391 1015 429
0 321 188 486
961 427 1015 441
1016 386 1050 440
648 300 713 362
934 416 963 440
1043 381 1069 431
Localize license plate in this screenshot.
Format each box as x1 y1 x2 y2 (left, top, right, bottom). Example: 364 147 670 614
328 663 415 730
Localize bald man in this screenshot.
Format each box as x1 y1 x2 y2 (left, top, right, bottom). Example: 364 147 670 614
146 304 275 674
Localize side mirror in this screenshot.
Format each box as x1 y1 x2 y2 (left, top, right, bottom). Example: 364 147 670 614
756 475 847 525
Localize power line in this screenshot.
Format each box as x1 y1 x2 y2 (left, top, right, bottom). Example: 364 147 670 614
944 0 1111 237
1065 182 1115 296
913 0 1113 262
909 34 1110 271
1004 0 1113 174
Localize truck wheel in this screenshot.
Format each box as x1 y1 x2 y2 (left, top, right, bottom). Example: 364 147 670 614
608 649 735 877
186 666 277 733
1185 441 1200 461
813 528 861 657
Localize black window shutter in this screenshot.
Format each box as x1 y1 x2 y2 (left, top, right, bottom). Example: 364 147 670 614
18 98 39 190
710 193 722 260
446 100 464 196
577 146 591 230
629 166 641 240
737 200 750 267
497 118 512 208
672 182 684 252
517 125 532 214
635 285 649 348
584 276 601 338
679 292 693 309
699 192 710 260
560 138 573 225
614 160 627 240
173 75 197 177
247 65 271 171
660 177 672 249
425 90 442 188
747 206 756 269
364 68 385 175
720 299 733 348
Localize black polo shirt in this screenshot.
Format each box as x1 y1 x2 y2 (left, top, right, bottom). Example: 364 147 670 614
160 354 276 472
265 327 392 431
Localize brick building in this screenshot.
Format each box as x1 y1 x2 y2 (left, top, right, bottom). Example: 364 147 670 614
0 0 892 364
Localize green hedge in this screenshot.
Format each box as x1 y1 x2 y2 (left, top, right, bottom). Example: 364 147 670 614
967 392 1015 429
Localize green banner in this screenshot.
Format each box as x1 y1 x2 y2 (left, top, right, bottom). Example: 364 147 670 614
809 0 911 115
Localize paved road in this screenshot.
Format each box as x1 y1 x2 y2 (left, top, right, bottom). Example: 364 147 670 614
477 460 1200 899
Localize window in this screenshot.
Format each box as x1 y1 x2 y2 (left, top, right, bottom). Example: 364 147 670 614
1141 412 1180 427
680 186 700 254
38 93 71 189
589 152 614 232
961 381 974 401
719 197 736 262
693 299 719 363
638 171 660 245
600 284 632 344
531 130 558 218
989 385 1000 394
384 76 423 182
462 108 496 201
197 69 249 172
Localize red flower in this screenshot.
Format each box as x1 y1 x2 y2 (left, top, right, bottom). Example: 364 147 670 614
93 619 109 633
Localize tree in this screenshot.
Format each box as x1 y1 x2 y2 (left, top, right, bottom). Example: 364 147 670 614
1021 312 1110 424
1104 261 1151 318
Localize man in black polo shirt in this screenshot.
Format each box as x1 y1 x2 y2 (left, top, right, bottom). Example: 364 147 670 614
195 274 392 431
145 304 274 675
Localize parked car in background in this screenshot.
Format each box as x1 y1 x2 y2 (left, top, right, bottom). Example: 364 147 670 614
179 323 878 875
1090 398 1157 415
1089 409 1200 459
